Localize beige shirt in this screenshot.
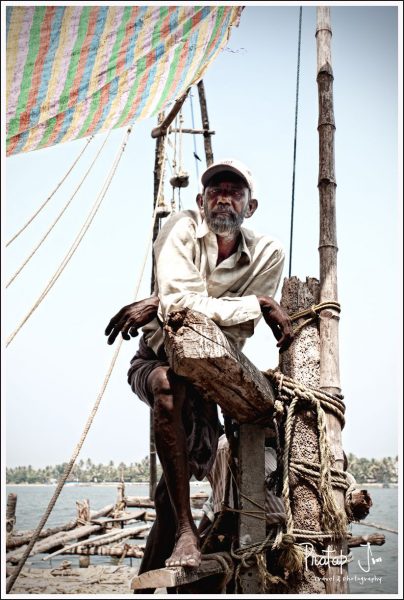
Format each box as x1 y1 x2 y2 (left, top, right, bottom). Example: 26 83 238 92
142 209 285 354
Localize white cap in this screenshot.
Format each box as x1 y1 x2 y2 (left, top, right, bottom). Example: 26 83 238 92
201 158 256 198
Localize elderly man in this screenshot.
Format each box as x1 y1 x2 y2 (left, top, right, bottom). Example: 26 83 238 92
105 159 293 575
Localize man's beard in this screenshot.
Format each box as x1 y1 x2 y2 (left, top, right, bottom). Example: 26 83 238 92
204 199 246 235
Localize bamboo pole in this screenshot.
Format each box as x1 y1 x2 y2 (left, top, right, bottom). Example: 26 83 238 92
316 7 348 593
197 80 214 166
43 524 151 561
63 543 145 558
148 112 166 501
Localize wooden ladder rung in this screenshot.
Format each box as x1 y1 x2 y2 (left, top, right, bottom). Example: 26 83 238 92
130 552 231 590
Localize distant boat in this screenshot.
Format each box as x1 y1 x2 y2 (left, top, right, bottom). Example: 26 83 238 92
382 482 390 488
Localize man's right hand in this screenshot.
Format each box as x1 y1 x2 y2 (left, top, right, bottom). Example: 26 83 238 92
257 295 294 352
105 296 159 345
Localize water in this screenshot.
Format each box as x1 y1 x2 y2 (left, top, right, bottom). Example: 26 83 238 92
6 484 398 594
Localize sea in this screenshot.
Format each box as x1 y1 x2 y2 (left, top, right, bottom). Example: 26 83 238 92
6 483 398 594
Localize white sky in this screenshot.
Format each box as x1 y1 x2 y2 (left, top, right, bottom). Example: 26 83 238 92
3 4 402 468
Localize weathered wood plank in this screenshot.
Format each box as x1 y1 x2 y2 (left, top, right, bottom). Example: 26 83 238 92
91 509 146 525
164 308 275 422
131 552 231 590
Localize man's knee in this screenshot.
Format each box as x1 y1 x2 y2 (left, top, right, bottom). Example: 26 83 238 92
148 367 175 412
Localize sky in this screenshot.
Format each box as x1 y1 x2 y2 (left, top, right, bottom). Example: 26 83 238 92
3 3 402 469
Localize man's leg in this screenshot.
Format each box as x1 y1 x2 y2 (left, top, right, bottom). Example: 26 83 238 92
137 475 176 574
134 475 177 594
148 366 201 567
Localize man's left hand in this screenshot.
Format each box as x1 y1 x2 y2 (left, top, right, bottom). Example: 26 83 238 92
257 296 294 352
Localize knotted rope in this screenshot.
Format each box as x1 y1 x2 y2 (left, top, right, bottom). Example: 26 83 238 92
290 301 341 336
230 532 287 592
265 369 348 544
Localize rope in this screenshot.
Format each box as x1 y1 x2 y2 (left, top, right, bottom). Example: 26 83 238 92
288 6 303 277
267 369 345 426
6 136 93 247
290 301 341 336
6 138 168 594
6 128 131 347
6 132 111 288
201 553 234 591
265 369 348 542
230 532 286 592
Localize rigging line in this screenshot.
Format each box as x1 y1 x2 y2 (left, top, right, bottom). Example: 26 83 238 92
178 108 184 173
6 131 112 289
6 140 168 594
6 127 132 348
288 6 303 278
189 88 200 181
6 136 94 247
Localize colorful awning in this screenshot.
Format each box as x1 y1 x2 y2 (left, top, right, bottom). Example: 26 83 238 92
6 6 242 156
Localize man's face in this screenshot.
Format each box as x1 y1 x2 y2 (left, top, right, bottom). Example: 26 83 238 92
202 178 250 235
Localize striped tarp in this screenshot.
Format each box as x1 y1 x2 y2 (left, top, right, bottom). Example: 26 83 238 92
6 6 242 156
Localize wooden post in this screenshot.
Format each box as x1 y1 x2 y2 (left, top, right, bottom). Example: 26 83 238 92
238 425 266 593
316 7 348 593
6 493 17 534
197 80 214 166
279 277 328 594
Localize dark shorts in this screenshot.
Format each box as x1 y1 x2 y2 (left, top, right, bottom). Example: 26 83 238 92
127 335 220 480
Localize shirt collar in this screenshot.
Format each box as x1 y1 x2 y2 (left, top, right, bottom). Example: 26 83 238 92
196 218 251 264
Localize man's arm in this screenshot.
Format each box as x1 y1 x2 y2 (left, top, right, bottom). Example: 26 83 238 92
154 214 293 352
257 295 294 351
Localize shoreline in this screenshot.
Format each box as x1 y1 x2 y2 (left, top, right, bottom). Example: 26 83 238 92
6 480 211 487
6 482 396 488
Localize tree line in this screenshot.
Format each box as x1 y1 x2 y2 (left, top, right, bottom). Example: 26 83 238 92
6 457 162 484
6 454 398 485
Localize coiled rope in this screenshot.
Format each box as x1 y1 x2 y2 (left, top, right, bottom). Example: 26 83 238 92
6 136 93 247
265 369 348 543
290 301 341 336
6 137 168 594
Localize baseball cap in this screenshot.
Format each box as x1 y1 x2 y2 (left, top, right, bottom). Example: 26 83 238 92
201 158 256 198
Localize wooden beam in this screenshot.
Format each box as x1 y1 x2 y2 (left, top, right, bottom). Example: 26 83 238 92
151 90 190 138
168 127 215 135
238 424 266 593
164 308 275 423
131 552 232 590
6 504 114 550
6 493 17 533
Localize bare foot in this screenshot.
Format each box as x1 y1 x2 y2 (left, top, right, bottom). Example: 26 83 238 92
165 530 201 568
